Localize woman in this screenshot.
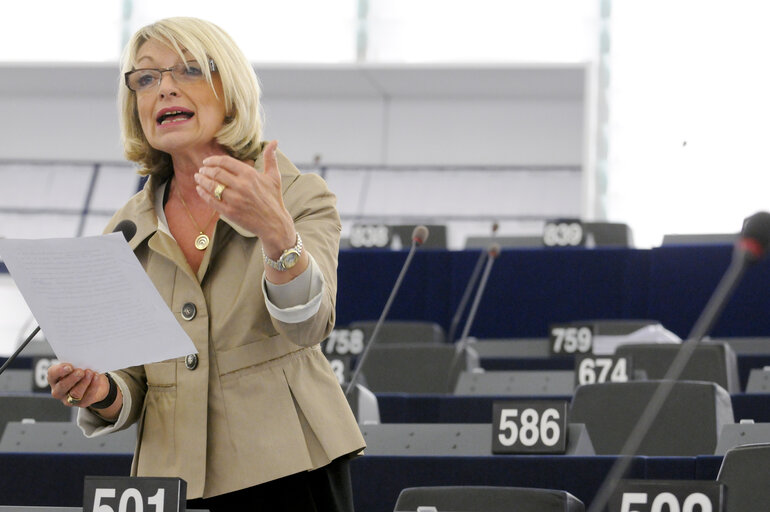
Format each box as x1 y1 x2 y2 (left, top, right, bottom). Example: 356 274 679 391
46 17 365 511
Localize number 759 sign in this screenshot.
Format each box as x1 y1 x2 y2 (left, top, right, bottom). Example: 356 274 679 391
83 476 186 512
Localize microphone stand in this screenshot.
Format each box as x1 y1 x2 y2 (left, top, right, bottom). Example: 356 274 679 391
447 245 500 390
345 233 426 397
448 249 488 344
0 326 40 377
586 244 760 512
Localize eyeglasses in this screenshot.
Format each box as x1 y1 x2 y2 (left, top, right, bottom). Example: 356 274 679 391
124 59 218 92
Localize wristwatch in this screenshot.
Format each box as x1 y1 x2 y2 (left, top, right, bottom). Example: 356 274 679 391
262 233 303 271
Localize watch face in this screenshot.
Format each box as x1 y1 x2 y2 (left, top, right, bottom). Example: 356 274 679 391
281 249 299 269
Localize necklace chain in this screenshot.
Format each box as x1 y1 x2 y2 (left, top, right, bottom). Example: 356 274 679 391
176 187 218 251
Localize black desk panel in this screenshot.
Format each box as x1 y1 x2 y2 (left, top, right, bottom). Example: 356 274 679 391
336 245 770 340
350 455 697 512
377 392 770 424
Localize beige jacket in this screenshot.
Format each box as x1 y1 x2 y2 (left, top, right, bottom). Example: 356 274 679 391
100 147 365 499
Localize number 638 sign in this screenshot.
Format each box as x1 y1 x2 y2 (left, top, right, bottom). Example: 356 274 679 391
83 476 186 512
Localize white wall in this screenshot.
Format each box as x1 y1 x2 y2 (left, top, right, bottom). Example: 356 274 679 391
0 63 584 166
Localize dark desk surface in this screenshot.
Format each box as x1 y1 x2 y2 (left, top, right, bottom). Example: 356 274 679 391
0 451 711 512
376 391 770 424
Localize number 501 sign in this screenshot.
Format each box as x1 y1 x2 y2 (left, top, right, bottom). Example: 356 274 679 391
83 476 186 512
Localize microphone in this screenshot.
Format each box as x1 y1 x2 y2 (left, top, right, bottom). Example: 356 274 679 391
0 220 137 377
587 211 770 512
448 222 500 343
446 243 501 390
344 225 429 397
448 251 488 344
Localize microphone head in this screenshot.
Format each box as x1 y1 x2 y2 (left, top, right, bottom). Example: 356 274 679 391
740 211 770 260
113 220 137 243
412 225 429 246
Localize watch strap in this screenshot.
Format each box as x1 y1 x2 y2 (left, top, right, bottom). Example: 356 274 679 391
262 233 303 271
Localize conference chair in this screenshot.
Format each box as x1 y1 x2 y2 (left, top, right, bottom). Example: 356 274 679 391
345 382 381 425
464 235 543 249
354 343 479 393
716 442 770 512
0 394 73 435
0 421 136 454
614 341 740 393
393 485 585 512
568 380 733 456
745 367 770 393
349 320 446 344
453 370 575 396
0 369 33 392
714 421 770 455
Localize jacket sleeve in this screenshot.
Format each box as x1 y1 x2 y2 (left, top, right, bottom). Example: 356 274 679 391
267 160 341 347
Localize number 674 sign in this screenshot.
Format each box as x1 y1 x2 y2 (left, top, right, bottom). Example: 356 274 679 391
83 476 186 512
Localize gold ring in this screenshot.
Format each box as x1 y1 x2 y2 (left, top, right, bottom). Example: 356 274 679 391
213 183 226 201
66 394 81 406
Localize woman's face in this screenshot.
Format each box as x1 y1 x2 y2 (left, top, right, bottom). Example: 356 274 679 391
134 38 226 159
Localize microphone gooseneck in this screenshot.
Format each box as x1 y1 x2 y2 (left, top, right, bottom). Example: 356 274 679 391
446 243 501 390
0 221 138 377
448 250 488 344
344 225 429 397
587 211 770 512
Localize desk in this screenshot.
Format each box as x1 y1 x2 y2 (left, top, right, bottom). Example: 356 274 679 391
351 454 699 512
0 452 708 512
377 392 770 424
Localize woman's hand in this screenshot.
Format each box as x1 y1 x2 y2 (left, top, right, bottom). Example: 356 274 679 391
195 140 295 255
47 362 110 409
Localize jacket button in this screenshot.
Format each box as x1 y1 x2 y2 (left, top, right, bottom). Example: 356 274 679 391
185 354 199 370
181 302 197 321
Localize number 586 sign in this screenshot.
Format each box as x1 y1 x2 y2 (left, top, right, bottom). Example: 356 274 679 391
491 400 568 454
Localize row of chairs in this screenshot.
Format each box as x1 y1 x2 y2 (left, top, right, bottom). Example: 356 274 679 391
359 379 746 457
349 339 741 395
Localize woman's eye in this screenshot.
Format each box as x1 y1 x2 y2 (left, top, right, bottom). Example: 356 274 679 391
137 73 156 86
183 64 203 76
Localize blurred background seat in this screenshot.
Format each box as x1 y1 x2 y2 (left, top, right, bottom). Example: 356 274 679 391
0 421 136 454
568 380 733 456
393 485 585 512
349 320 446 344
453 370 575 396
0 394 73 435
354 343 478 393
717 442 770 512
614 341 740 393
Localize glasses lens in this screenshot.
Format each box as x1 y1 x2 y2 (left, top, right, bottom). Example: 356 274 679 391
128 70 160 91
172 61 205 83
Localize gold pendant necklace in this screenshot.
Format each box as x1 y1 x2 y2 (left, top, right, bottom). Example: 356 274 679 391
176 187 218 251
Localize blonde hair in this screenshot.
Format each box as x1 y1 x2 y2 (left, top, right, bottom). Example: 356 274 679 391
119 17 263 178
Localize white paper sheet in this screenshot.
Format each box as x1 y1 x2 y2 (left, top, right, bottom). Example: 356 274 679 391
0 233 197 372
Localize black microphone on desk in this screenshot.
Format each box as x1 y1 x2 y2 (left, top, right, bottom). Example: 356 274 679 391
0 220 137 377
344 225 429 397
587 211 770 512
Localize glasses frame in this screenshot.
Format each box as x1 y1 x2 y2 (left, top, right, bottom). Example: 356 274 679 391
124 59 218 92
